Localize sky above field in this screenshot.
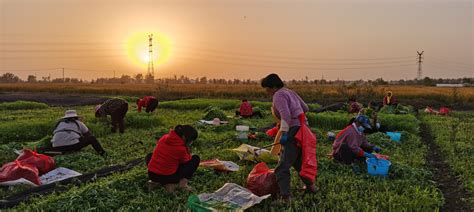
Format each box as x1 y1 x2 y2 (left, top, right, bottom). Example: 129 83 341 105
0 0 472 81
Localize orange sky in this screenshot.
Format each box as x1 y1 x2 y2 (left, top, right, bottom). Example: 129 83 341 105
0 0 472 81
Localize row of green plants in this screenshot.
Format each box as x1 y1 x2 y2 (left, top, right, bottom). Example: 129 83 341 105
421 113 474 207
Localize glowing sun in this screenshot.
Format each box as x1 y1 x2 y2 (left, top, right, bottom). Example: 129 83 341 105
125 32 172 68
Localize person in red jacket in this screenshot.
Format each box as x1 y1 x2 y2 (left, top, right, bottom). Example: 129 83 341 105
137 96 159 113
145 125 200 193
235 99 263 118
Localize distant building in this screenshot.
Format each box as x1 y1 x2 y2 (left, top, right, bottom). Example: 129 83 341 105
435 84 464 87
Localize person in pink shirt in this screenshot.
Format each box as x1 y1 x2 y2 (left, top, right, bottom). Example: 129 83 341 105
331 115 382 164
261 73 315 203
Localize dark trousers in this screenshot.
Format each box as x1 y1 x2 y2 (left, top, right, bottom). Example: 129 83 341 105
111 103 128 133
334 143 373 164
145 99 159 113
275 126 313 196
38 135 106 155
146 153 200 185
235 111 263 118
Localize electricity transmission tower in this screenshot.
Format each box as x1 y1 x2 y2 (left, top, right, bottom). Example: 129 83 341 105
146 34 155 83
417 51 424 80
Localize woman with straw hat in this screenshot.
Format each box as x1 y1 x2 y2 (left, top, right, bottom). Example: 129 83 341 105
38 110 106 156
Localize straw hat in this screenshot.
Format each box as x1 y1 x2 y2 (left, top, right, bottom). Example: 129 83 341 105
95 105 102 113
62 110 79 119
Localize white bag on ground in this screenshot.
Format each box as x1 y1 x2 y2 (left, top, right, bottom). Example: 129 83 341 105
196 183 270 211
40 167 82 184
0 167 81 187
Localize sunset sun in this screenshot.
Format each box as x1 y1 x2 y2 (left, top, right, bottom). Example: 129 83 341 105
125 32 172 68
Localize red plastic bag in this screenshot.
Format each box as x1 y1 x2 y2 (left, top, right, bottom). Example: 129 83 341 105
0 160 41 185
17 149 55 175
294 114 317 183
246 162 279 197
374 153 390 160
265 127 278 137
439 107 451 115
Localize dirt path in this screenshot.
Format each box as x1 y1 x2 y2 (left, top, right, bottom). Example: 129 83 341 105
420 122 471 211
0 92 108 106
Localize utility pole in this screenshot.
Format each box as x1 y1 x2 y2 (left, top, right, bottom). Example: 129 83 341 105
62 67 65 82
417 51 424 80
113 70 116 79
147 34 155 83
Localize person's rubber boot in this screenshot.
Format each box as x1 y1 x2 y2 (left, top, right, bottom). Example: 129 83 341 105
147 180 160 192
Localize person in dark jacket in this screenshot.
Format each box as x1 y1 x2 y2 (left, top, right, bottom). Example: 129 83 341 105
95 98 128 133
137 96 159 113
330 115 382 164
261 73 316 203
145 125 200 193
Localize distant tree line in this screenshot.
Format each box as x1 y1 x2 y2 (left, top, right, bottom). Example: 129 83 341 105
0 72 472 86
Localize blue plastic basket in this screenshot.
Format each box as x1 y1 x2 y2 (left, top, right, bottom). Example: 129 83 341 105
386 132 401 142
366 158 391 177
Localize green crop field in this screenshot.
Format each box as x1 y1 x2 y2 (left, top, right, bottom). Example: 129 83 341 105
0 99 471 211
421 113 474 206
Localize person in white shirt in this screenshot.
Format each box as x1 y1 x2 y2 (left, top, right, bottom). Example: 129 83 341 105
38 110 106 156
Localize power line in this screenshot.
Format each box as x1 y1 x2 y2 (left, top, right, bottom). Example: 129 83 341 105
0 68 62 72
424 64 473 72
174 51 416 66
0 42 125 46
427 56 474 66
0 55 127 60
0 48 123 53
172 55 416 70
425 59 473 69
173 45 415 61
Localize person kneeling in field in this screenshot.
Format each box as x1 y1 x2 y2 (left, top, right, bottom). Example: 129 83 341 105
145 125 200 193
358 102 387 134
38 110 107 156
136 96 159 113
330 115 382 164
235 99 263 118
95 98 128 133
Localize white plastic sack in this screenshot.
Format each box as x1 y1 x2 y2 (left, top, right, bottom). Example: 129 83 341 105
0 178 37 187
199 159 240 172
40 167 82 184
197 183 270 210
198 120 229 125
0 167 82 187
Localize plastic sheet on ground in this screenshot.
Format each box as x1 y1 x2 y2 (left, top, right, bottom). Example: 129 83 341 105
39 167 82 185
198 120 229 125
0 167 81 187
187 183 270 211
199 159 239 172
231 144 278 163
